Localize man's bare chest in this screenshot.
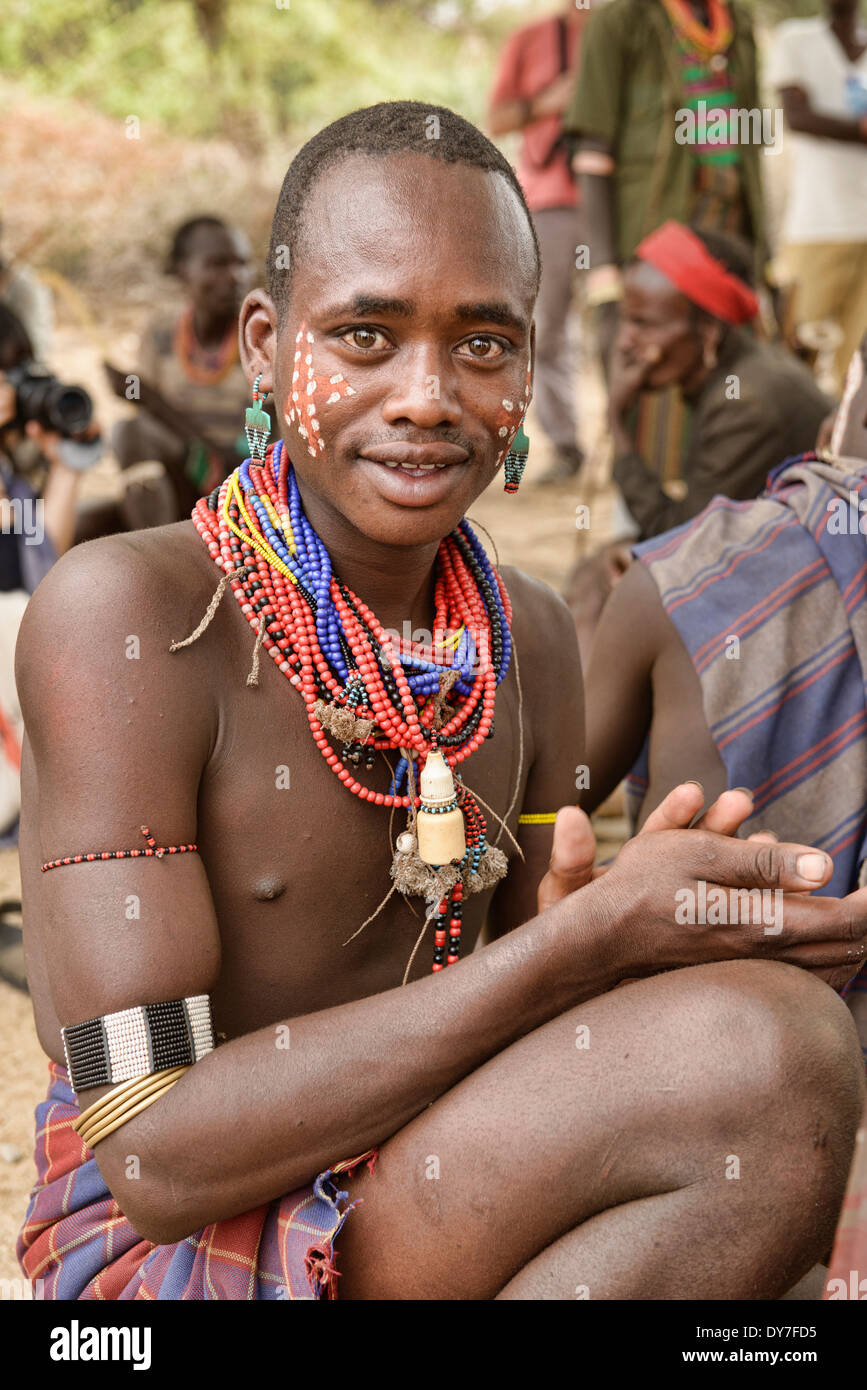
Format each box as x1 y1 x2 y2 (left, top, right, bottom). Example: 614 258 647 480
195 633 526 1034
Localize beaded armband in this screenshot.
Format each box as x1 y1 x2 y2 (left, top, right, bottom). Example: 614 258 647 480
61 994 215 1094
517 812 558 825
42 825 197 873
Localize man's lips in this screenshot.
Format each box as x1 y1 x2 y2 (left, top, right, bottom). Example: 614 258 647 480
358 442 470 469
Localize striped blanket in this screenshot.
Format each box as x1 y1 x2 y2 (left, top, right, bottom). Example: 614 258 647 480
628 452 867 900
17 1061 375 1300
627 452 867 1008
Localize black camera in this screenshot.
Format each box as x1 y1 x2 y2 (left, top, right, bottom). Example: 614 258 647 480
4 363 93 438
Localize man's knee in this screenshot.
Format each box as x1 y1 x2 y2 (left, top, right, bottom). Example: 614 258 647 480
684 959 865 1130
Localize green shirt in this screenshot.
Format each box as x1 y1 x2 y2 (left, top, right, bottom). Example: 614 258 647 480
563 0 765 263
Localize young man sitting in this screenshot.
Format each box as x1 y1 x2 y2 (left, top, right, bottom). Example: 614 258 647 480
15 103 867 1301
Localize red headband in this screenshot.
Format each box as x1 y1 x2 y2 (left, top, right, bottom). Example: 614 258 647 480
635 221 759 325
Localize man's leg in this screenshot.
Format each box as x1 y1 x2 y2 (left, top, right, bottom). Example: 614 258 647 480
337 960 864 1300
530 206 583 482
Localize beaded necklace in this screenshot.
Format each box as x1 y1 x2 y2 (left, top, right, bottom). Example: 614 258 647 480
191 439 513 973
174 307 240 385
660 0 733 60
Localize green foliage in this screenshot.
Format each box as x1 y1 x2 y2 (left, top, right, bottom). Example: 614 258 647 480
0 0 542 144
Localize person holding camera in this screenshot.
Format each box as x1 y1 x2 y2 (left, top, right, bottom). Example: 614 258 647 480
0 304 102 849
0 303 102 584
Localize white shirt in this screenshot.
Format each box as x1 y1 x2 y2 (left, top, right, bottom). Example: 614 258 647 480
767 17 867 243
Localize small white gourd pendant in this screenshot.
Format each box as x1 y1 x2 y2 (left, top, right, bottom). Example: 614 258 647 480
416 749 467 865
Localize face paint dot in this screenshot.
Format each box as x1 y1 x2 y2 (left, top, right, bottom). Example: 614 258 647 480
294 349 301 360
311 419 320 432
307 403 316 416
306 381 316 394
296 331 303 342
308 446 317 457
502 399 514 410
327 392 341 404
330 374 344 384
498 426 509 438
292 391 299 402
318 438 326 452
344 386 356 396
306 332 314 343
305 354 312 365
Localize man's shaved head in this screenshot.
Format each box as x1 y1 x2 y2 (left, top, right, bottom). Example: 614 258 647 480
268 100 541 313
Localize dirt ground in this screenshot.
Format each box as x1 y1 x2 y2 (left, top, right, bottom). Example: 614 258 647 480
0 313 624 1290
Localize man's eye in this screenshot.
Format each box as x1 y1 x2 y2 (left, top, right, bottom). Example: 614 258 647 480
460 336 505 360
340 328 388 350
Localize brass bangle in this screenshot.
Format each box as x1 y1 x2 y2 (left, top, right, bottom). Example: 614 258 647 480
74 1066 189 1136
81 1069 190 1148
77 1067 189 1144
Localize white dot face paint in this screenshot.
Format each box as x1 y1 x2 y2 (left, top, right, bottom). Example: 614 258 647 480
285 322 358 458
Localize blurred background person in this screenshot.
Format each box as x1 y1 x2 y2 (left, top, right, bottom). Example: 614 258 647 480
488 1 588 484
89 215 254 539
608 223 830 539
0 303 103 848
563 0 766 519
564 223 830 665
768 0 867 395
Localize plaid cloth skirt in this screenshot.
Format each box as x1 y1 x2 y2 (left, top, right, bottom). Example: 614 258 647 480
17 1060 376 1300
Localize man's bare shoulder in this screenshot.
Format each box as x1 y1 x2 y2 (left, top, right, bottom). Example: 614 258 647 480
499 564 579 666
21 521 215 636
15 521 222 732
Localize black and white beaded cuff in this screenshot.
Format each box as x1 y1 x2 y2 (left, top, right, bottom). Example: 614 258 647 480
61 994 215 1094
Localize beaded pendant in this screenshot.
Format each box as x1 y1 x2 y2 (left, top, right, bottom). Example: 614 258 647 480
190 440 512 973
503 423 530 494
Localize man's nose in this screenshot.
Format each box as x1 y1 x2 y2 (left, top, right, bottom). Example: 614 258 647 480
380 346 462 428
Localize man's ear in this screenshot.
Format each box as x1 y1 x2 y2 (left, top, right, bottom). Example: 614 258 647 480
240 288 278 395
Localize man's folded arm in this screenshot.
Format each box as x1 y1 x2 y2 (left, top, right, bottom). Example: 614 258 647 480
16 538 627 1245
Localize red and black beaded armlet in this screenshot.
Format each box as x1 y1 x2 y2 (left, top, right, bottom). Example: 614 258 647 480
41 825 198 873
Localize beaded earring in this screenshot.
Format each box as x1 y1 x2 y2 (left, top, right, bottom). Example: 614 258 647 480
503 420 530 494
245 373 271 460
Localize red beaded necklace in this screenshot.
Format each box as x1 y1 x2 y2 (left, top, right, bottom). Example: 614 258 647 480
174 306 239 385
189 442 513 973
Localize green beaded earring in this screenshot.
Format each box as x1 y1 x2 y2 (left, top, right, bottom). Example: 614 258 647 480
245 374 271 461
503 420 529 494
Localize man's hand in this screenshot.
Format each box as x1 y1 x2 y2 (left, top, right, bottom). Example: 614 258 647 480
23 419 66 469
530 70 577 121
537 782 757 914
603 823 867 992
609 341 659 422
538 783 867 990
